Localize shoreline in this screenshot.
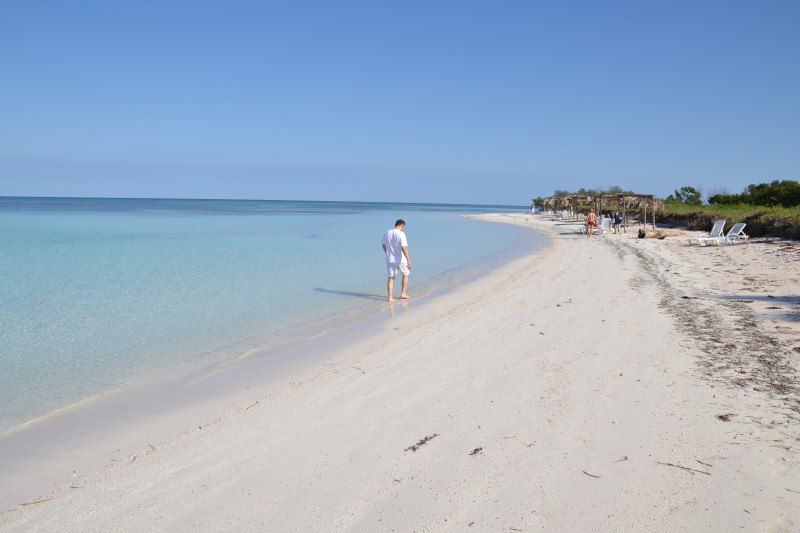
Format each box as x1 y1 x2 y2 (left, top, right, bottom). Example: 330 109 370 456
0 216 539 439
3 214 800 530
0 218 545 507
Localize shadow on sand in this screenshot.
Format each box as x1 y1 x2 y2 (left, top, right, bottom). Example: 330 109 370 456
716 294 800 323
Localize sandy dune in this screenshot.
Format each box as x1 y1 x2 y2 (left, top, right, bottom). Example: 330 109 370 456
3 214 799 531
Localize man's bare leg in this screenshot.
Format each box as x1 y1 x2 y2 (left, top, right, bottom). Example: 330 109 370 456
387 276 395 302
400 275 409 299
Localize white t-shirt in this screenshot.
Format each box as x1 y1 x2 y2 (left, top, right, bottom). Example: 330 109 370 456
381 228 408 264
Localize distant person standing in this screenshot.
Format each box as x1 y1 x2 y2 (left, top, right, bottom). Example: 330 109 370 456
613 210 623 233
381 220 412 302
586 210 598 236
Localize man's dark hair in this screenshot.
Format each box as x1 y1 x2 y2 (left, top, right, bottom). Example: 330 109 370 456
395 219 405 227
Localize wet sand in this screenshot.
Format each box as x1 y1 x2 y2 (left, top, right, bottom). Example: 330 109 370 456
3 214 799 531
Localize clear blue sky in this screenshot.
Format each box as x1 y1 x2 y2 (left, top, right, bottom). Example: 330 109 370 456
1 1 798 204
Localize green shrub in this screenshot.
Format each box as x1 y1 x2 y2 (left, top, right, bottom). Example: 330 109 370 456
659 203 800 239
708 179 800 208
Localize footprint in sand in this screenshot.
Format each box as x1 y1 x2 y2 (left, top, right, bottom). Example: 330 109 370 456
770 457 792 476
765 517 793 533
772 465 790 476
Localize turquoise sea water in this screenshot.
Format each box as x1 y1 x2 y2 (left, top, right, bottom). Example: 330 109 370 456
0 197 530 433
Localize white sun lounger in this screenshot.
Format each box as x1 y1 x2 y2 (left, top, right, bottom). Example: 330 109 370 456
582 217 611 234
724 222 749 244
689 219 726 246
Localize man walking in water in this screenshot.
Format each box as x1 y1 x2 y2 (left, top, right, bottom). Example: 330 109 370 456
381 219 412 302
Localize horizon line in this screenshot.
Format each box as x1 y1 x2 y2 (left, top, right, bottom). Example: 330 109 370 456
0 195 528 209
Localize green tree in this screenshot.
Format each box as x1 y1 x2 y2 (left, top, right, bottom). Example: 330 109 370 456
708 179 800 207
667 186 703 205
744 180 800 207
708 192 743 205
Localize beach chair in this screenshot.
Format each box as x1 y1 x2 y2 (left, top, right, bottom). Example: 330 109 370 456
581 217 611 234
689 219 726 246
724 222 749 244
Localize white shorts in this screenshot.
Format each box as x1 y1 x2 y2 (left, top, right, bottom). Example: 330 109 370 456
387 262 410 278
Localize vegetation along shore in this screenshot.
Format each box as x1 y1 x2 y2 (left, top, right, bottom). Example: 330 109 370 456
534 179 800 239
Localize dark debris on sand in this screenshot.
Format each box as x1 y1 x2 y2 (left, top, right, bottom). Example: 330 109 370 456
611 239 800 450
405 434 439 452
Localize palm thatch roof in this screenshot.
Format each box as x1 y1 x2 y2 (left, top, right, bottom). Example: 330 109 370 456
540 193 663 211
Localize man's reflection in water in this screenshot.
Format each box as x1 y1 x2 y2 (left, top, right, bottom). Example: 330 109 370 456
387 300 409 318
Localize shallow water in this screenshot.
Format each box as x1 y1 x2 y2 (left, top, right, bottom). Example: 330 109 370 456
0 197 530 432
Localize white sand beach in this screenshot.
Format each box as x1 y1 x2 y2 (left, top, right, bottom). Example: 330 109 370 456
3 214 800 531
